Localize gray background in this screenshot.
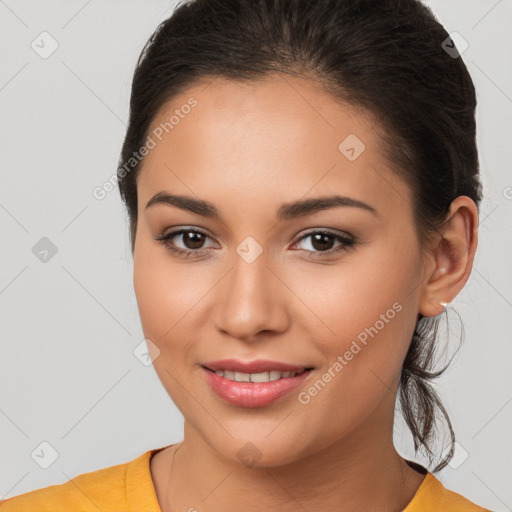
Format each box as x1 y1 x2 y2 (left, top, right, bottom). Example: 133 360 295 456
1 0 511 510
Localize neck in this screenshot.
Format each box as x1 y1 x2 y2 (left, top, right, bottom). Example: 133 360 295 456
157 413 426 512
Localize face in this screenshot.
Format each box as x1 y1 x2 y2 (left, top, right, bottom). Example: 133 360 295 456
133 73 428 467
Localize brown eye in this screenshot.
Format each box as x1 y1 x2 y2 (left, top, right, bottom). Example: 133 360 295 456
179 231 207 250
155 228 217 258
293 230 356 258
309 233 336 251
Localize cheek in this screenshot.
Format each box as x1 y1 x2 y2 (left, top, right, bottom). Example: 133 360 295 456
133 241 209 341
292 234 421 413
133 243 169 339
294 236 420 346
132 245 202 401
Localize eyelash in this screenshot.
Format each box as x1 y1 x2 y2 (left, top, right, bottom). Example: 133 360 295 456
154 228 357 260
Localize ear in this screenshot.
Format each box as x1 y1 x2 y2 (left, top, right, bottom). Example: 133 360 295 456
419 196 479 317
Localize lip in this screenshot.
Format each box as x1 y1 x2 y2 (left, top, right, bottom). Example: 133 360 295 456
202 358 311 373
201 365 313 408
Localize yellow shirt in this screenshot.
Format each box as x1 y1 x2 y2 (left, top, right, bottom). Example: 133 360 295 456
0 445 491 511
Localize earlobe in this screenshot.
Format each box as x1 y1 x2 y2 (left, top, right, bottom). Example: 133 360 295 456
418 196 479 318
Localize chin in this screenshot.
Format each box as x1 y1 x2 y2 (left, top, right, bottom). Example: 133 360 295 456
202 434 314 469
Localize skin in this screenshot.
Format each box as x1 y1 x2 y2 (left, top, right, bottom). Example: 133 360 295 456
132 73 478 512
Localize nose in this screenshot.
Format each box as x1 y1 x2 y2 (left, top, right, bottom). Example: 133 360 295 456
213 248 289 342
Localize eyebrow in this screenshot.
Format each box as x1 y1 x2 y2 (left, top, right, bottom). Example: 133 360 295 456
145 191 378 220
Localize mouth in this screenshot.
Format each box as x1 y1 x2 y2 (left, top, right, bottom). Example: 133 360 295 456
202 366 313 382
200 360 315 408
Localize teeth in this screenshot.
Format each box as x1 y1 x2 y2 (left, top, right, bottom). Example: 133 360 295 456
269 371 281 381
213 369 304 382
249 371 270 383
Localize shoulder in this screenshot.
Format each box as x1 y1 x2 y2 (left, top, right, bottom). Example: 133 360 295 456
405 472 493 511
0 448 161 512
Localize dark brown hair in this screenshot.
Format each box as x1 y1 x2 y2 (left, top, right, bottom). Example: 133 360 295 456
117 0 482 472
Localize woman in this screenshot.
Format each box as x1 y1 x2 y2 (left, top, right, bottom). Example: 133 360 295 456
0 0 492 510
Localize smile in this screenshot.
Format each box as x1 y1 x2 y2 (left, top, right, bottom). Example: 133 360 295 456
208 368 307 382
201 365 313 408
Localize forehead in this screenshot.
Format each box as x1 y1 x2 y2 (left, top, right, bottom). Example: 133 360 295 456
137 73 412 221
